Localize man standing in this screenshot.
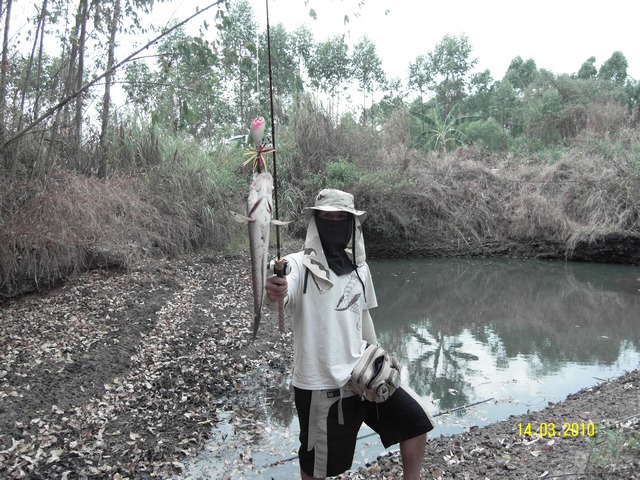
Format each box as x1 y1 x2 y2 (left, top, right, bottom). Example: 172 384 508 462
265 189 434 479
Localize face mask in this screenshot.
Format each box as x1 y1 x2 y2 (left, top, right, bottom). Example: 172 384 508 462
315 213 354 275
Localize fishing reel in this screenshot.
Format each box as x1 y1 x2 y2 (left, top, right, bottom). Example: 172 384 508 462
268 258 291 277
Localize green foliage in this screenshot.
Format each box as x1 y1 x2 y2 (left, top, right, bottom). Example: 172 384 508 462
352 36 386 126
299 158 360 196
523 85 564 145
411 101 480 153
218 0 259 126
124 26 228 140
587 423 627 473
417 34 478 116
504 56 538 91
465 69 495 119
489 79 522 136
577 56 598 80
463 119 511 152
256 24 299 118
598 51 629 85
325 159 360 189
408 55 431 99
307 35 351 97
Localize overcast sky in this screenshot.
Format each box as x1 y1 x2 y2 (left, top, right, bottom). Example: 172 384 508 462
241 0 640 82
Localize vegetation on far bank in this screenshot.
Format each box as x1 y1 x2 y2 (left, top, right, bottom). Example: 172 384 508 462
2 96 639 300
1 0 640 299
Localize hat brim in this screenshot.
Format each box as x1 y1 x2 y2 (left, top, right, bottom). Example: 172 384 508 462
304 206 367 222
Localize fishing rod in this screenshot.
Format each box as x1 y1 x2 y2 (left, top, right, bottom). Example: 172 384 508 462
265 0 282 262
262 397 496 469
264 0 290 331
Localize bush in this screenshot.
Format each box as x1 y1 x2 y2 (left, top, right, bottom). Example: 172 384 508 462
463 119 511 152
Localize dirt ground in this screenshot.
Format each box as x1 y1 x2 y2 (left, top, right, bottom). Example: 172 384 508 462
0 250 638 479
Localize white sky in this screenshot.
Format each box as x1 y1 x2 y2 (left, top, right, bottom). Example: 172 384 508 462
245 0 640 82
10 0 640 82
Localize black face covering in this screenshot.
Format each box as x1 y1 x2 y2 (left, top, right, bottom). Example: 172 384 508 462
315 212 354 275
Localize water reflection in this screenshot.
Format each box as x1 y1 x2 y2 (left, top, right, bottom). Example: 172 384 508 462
179 259 640 478
371 258 640 412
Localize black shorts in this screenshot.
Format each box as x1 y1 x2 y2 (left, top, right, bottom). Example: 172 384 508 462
294 385 434 478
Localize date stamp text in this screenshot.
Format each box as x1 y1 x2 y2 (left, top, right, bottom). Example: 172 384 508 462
517 421 596 437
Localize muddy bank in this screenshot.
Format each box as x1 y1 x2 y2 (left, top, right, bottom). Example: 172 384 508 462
366 232 640 266
0 249 638 479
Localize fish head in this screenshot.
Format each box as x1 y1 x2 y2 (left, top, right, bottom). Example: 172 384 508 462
247 172 274 218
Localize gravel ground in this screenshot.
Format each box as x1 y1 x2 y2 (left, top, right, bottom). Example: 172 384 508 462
0 251 638 479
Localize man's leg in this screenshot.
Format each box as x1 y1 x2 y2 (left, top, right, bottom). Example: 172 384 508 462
399 433 426 480
300 469 324 480
295 388 367 479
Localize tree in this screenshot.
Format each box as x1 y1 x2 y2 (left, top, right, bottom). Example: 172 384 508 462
520 71 565 145
307 35 350 119
371 77 407 122
150 28 224 138
290 25 315 98
98 0 122 178
408 55 432 137
408 54 431 101
598 51 628 85
3 0 223 171
466 69 495 119
351 35 386 127
577 56 597 80
219 0 258 127
418 34 477 118
504 56 538 92
489 79 520 137
257 23 297 122
0 0 13 166
626 79 640 122
97 0 159 177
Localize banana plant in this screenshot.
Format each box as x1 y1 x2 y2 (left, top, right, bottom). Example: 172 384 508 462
411 101 480 153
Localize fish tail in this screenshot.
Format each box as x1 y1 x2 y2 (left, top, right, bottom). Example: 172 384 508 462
252 312 260 341
278 300 285 333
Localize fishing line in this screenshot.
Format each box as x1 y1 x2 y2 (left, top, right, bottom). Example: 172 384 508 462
265 0 282 260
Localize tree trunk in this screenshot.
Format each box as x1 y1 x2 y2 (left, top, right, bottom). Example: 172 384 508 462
99 0 121 178
31 0 48 122
74 0 90 171
1 0 14 175
12 0 48 179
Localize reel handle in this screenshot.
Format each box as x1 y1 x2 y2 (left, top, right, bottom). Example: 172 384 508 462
268 258 289 334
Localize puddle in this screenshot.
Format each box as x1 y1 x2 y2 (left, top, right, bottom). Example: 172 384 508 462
175 367 490 479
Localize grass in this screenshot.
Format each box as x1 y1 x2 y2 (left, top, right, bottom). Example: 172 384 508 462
0 168 230 299
586 418 640 476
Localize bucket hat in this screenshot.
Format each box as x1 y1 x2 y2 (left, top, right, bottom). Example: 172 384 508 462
304 189 367 222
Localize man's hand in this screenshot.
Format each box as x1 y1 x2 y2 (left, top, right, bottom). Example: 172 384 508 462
265 275 288 303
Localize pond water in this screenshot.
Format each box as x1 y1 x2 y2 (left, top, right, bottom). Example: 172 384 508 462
178 258 640 479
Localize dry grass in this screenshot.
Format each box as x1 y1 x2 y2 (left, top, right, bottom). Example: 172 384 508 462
278 100 640 259
0 169 228 300
2 98 639 299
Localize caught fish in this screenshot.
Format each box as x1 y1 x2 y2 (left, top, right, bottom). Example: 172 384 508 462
232 171 286 339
